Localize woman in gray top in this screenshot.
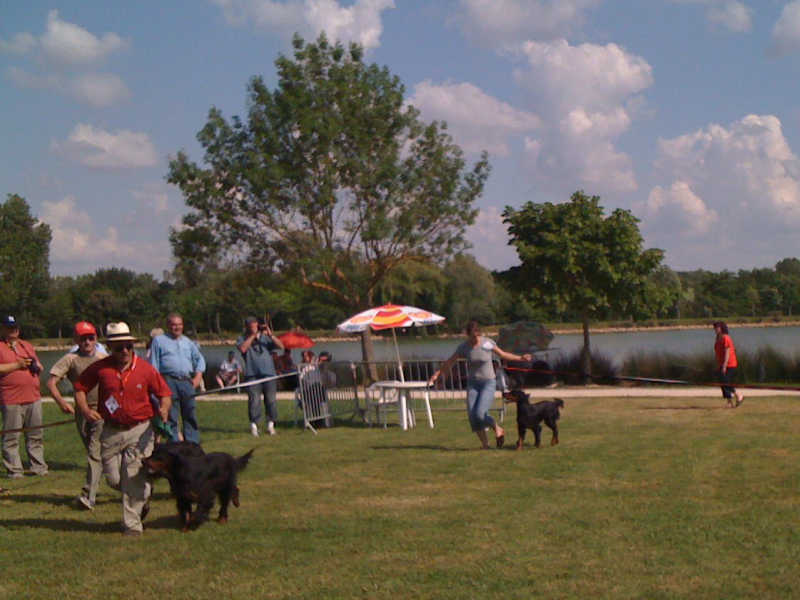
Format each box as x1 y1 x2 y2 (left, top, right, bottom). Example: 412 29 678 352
429 320 531 449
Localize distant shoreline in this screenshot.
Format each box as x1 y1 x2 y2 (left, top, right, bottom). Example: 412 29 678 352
32 319 800 351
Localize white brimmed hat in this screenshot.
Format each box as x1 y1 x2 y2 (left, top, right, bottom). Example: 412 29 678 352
105 322 137 343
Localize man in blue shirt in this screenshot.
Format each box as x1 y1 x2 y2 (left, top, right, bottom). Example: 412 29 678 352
148 313 206 443
237 316 283 436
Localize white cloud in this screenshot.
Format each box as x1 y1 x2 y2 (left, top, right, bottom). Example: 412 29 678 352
642 181 718 236
465 206 518 270
40 10 127 66
453 0 600 46
707 1 752 32
51 124 158 169
0 32 37 55
647 115 800 266
41 195 172 275
6 67 129 108
407 80 540 157
771 0 800 55
69 73 130 107
669 0 752 33
3 12 129 107
513 39 653 112
511 39 653 194
212 0 394 50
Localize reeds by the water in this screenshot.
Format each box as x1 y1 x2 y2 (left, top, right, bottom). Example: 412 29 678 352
620 346 800 384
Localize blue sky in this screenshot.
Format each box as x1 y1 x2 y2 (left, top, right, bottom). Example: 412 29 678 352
3 0 800 277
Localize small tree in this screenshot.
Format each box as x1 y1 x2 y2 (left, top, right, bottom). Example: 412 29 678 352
503 191 663 379
0 194 52 335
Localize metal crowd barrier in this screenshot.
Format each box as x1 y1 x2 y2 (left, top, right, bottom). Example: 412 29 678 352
293 358 507 431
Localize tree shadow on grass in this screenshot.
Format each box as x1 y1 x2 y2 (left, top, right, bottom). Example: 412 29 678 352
641 406 728 411
3 492 78 507
44 460 82 472
0 516 120 533
370 444 473 452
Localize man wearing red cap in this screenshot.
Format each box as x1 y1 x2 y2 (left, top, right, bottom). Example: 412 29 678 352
47 321 107 509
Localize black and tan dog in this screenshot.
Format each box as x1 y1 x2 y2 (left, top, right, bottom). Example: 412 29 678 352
143 445 254 531
502 389 564 450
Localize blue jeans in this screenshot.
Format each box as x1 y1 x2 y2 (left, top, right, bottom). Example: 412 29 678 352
466 378 496 432
164 377 200 443
246 377 277 424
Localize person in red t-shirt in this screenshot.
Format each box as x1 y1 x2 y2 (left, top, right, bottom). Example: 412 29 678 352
713 321 744 408
0 315 48 479
74 322 171 536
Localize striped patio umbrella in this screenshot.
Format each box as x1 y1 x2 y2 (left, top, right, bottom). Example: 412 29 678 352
337 304 445 381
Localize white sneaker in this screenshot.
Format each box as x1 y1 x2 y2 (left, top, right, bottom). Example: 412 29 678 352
267 421 276 435
250 422 259 437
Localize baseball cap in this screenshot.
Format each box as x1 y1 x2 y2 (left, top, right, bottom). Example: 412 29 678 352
1 315 19 328
245 316 258 325
74 321 97 337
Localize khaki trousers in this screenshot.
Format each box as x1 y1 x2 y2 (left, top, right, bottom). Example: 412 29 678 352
100 420 154 533
1 401 47 476
76 412 104 505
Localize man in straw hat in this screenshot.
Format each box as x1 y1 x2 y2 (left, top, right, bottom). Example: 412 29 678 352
47 321 107 509
74 322 171 536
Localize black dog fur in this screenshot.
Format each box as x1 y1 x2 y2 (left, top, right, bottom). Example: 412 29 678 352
143 445 253 531
502 389 563 450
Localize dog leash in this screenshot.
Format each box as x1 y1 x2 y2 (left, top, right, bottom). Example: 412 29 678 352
192 371 298 398
503 365 800 392
0 418 75 436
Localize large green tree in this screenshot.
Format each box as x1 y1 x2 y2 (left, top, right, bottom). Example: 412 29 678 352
0 194 51 335
503 191 663 378
168 34 490 358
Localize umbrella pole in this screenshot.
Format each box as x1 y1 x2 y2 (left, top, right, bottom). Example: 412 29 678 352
392 328 405 382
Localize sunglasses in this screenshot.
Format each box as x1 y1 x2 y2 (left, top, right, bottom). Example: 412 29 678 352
79 335 97 341
110 342 134 352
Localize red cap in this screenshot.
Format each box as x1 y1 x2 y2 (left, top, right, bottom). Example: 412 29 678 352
74 321 97 337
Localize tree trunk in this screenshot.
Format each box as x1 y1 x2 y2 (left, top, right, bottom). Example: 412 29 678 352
580 314 591 384
360 328 378 382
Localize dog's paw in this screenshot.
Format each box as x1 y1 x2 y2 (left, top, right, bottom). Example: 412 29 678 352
217 516 228 524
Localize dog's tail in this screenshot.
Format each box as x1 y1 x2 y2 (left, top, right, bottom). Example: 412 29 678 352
235 448 255 472
554 398 564 409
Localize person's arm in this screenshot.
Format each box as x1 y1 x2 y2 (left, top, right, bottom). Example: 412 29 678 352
493 346 532 363
238 332 257 354
74 389 102 422
46 374 75 414
0 357 29 374
148 338 162 370
721 346 731 374
157 394 172 421
190 342 206 389
428 351 460 386
269 331 284 351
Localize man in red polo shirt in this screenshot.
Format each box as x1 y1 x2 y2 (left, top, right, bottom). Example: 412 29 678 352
74 322 171 536
0 315 48 479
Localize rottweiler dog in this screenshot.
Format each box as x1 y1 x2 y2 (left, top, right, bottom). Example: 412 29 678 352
502 389 563 450
143 446 254 531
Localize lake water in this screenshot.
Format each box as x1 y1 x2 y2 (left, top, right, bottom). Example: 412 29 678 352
35 325 800 377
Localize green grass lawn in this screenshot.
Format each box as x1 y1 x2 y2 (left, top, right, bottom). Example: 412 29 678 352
1 396 798 600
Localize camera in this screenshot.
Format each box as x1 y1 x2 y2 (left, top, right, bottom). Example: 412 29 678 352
28 360 41 375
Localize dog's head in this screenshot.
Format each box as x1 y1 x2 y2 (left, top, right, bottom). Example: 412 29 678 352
553 398 564 409
502 389 529 404
142 445 179 478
